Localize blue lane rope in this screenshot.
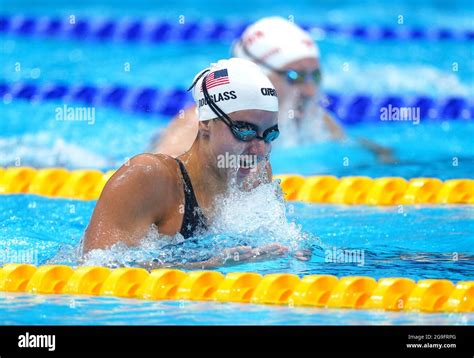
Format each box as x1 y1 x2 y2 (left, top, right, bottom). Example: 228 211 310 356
1 15 472 43
1 81 472 124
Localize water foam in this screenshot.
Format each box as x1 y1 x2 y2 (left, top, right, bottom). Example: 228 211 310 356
71 180 314 269
0 133 110 169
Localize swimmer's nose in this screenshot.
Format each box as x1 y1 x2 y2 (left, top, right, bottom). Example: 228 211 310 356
298 81 317 98
247 139 269 158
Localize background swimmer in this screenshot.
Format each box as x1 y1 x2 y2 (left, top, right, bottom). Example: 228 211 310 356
153 17 396 163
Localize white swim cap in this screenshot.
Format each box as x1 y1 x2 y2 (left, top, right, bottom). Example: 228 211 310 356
191 58 279 121
233 17 320 73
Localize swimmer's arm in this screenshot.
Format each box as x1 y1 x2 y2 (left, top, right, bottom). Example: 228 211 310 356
142 244 295 270
151 106 199 156
322 110 346 141
186 245 311 268
356 137 397 163
324 110 397 163
83 154 167 252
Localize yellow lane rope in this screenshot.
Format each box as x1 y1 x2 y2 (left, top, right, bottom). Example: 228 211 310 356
0 167 472 204
1 264 472 313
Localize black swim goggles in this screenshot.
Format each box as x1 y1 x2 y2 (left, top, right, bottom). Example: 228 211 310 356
187 70 280 143
234 40 322 85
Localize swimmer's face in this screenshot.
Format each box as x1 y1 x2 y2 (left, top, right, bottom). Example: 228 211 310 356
205 109 278 178
268 57 320 119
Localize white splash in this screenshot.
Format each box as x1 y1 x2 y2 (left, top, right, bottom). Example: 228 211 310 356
0 134 110 169
209 180 309 250
71 181 313 268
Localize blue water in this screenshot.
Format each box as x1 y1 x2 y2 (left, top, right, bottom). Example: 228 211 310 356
1 194 473 280
1 2 473 175
1 35 472 96
0 194 473 325
0 0 473 324
1 294 473 325
1 0 473 29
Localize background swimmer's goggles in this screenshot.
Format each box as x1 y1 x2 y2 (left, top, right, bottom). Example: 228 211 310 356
234 40 322 85
188 70 280 143
283 68 321 85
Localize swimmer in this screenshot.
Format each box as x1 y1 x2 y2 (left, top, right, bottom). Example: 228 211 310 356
84 58 310 267
152 17 396 163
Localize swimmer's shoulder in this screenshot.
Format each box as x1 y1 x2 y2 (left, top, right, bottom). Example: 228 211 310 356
118 152 181 188
84 153 183 251
103 153 182 216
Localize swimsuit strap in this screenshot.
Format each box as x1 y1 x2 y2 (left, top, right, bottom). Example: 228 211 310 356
175 158 208 238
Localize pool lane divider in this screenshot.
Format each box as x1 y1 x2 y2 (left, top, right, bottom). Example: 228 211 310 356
275 174 474 205
0 167 473 205
0 264 472 313
1 14 473 42
1 81 473 123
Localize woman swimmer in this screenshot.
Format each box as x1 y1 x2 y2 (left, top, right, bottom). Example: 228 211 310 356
83 58 310 268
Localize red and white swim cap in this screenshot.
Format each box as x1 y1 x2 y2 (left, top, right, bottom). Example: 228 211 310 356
233 17 320 73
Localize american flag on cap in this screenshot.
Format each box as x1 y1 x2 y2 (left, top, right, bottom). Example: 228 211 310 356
201 69 230 92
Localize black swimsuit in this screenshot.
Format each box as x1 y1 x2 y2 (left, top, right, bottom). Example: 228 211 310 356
175 158 208 239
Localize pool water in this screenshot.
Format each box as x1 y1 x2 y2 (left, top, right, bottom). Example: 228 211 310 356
1 193 473 279
1 101 473 177
0 192 473 324
1 293 472 325
1 0 473 325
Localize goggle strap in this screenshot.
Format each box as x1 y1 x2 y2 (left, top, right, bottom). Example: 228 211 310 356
187 69 210 92
239 40 280 73
240 40 318 83
201 75 234 126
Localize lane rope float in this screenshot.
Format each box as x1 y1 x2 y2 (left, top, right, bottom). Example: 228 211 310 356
0 167 472 205
0 264 472 313
1 14 472 43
